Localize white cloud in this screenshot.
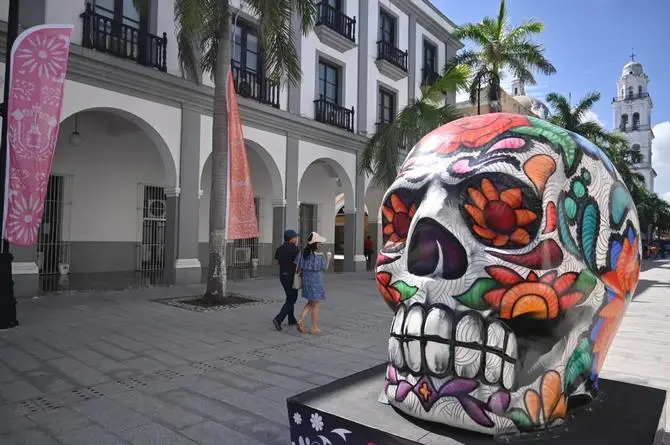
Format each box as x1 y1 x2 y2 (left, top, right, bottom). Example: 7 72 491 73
580 110 604 127
651 122 670 196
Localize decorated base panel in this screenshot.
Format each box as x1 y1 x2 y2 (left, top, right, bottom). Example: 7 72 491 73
286 364 666 445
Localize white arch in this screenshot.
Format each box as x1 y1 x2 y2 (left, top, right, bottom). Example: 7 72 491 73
299 158 355 210
200 139 284 202
335 193 368 215
60 81 181 187
60 108 177 188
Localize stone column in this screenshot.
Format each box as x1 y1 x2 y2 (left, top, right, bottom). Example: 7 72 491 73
408 14 418 101
356 0 370 135
168 107 203 284
272 199 286 253
343 163 367 272
164 187 180 284
285 136 299 231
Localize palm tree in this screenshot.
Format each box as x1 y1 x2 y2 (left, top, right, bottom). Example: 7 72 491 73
450 0 556 106
359 65 470 188
134 0 317 301
544 91 644 193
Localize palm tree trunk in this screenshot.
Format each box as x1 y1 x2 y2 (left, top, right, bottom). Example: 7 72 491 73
204 0 231 302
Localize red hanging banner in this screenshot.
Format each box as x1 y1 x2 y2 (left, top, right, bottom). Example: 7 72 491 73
225 69 259 240
2 25 73 246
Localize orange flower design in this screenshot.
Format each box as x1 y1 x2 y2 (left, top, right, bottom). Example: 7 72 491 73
382 193 417 244
464 178 538 248
432 113 531 154
592 233 640 374
376 272 400 305
483 266 593 320
523 371 567 426
601 235 639 298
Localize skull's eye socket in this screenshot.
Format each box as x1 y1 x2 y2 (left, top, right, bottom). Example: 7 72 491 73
459 174 542 249
381 188 421 246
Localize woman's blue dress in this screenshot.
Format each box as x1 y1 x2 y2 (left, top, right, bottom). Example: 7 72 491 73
296 253 327 301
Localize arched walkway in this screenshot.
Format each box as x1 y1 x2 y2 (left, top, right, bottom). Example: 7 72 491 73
299 158 355 258
35 109 174 281
199 140 283 275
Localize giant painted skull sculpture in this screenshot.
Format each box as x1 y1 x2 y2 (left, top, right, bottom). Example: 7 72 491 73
376 113 641 436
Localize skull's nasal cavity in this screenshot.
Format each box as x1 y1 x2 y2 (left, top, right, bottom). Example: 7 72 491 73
407 218 468 279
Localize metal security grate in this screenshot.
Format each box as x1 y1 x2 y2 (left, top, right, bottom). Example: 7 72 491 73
227 197 269 280
136 184 166 272
36 175 73 275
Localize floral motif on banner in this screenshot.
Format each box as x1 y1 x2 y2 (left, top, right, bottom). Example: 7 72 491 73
3 25 74 246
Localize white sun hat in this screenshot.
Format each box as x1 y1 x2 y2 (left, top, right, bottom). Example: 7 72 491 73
307 232 327 245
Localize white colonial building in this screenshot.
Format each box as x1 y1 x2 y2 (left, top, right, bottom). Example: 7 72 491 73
612 56 656 191
0 0 462 296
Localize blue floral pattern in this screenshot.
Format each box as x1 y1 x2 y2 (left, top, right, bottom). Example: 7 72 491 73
296 253 327 301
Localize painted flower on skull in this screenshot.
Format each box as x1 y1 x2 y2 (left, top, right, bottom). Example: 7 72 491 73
382 192 417 244
591 225 640 374
508 371 567 431
464 178 538 248
482 267 597 320
376 271 418 306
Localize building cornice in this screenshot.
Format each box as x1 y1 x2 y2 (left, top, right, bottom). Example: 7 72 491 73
0 23 367 155
389 0 463 50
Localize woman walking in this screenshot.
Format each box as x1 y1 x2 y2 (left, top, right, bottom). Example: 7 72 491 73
295 232 332 334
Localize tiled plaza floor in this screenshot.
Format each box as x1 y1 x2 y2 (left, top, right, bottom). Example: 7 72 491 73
0 264 668 444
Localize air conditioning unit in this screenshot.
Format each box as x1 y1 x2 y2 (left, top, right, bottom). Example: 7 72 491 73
147 199 166 219
233 247 252 264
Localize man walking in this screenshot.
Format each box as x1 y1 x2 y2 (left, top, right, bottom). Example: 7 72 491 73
273 230 301 331
364 235 375 271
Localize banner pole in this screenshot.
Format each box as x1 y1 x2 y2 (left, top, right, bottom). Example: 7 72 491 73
0 0 20 329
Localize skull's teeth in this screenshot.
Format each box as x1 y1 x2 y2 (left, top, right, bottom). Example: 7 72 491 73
388 304 517 386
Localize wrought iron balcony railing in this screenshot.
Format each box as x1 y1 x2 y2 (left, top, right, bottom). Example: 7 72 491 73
612 92 650 102
316 3 356 42
81 3 167 72
376 40 408 72
314 99 355 132
231 61 280 108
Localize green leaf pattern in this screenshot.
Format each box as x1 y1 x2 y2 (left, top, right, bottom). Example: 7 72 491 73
512 117 579 174
564 338 593 392
508 408 534 431
454 278 498 310
391 280 419 301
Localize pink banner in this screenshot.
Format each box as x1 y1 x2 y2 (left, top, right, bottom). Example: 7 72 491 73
2 25 73 246
225 69 259 240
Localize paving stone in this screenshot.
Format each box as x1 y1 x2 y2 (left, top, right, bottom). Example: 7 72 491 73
109 390 203 428
46 357 109 387
0 346 42 372
71 398 152 432
118 423 197 445
182 421 268 445
1 428 61 445
0 362 18 383
68 348 128 373
0 415 36 435
57 424 130 445
24 369 75 393
19 340 63 361
121 357 167 373
105 335 151 353
0 380 43 403
89 341 136 361
141 349 188 367
28 407 92 434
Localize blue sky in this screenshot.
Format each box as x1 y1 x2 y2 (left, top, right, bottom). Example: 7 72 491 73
434 0 670 197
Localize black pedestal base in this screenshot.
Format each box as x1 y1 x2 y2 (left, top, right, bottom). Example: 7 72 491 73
287 364 667 445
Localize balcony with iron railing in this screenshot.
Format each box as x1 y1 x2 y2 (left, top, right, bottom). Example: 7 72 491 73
612 92 650 102
619 124 651 132
314 99 355 132
231 61 281 108
314 3 357 52
375 40 408 81
80 3 168 72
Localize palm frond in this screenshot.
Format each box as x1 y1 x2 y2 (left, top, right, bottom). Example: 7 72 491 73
573 91 601 122
452 23 493 48
244 0 316 85
506 19 544 41
496 0 508 40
